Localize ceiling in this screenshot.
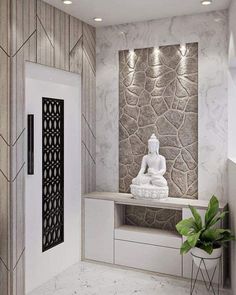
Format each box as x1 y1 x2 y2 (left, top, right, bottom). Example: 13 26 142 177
44 0 231 27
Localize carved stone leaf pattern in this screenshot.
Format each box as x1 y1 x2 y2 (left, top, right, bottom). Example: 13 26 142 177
119 44 198 199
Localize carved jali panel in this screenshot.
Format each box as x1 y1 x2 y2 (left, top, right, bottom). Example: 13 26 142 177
119 43 198 198
42 97 64 251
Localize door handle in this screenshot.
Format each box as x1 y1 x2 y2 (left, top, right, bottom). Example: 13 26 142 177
27 114 34 175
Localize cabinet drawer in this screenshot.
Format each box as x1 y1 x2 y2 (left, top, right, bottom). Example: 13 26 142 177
115 240 182 276
115 225 181 248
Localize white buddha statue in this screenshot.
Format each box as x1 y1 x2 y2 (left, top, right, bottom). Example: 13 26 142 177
130 134 169 199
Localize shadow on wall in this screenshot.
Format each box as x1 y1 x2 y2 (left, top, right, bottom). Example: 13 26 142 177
228 68 236 159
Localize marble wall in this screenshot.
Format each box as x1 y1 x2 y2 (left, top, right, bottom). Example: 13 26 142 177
96 11 228 202
119 44 198 197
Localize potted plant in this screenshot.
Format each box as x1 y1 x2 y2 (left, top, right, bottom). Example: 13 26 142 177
176 195 235 270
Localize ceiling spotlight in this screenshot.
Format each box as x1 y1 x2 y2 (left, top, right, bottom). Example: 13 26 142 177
94 17 103 22
62 0 72 4
201 0 212 5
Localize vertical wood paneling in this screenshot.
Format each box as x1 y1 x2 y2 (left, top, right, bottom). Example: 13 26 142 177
10 2 36 295
11 0 36 56
12 251 25 295
0 261 8 295
70 16 83 50
0 50 10 179
0 173 9 265
0 1 10 294
11 16 36 273
0 0 9 53
82 22 96 193
69 16 83 74
0 1 96 294
36 0 54 67
0 43 9 140
83 23 96 72
54 8 70 71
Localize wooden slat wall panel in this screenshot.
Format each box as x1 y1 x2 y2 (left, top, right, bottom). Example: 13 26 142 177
12 251 25 295
0 0 9 53
82 30 96 194
83 23 96 72
0 260 8 295
69 16 83 74
36 0 54 67
11 37 37 268
10 2 37 295
0 1 96 294
70 16 83 50
0 52 10 173
0 176 9 295
70 38 83 74
0 30 10 283
11 0 36 56
0 173 9 265
54 8 70 71
0 1 10 294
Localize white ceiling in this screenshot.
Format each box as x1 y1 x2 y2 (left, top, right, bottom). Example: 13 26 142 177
44 0 231 27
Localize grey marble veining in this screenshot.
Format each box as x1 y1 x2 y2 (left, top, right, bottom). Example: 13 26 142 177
28 261 230 295
96 11 228 202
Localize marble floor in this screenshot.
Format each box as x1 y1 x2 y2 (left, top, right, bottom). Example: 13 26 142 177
29 261 230 295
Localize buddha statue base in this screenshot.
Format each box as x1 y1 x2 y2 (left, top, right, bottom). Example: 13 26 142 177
130 184 169 200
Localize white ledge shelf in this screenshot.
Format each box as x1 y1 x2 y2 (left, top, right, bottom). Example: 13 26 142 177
83 191 227 210
115 225 182 249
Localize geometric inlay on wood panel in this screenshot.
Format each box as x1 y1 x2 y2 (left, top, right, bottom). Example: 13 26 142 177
42 97 64 251
119 43 198 199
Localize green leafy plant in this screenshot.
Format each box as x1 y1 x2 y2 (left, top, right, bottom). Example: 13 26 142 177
176 195 235 255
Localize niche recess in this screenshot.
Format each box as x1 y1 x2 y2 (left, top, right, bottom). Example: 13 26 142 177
125 205 182 232
119 43 198 199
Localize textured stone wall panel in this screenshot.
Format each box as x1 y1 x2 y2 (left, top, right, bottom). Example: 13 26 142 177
125 205 182 232
119 43 198 198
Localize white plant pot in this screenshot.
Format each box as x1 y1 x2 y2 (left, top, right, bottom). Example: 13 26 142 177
191 247 222 270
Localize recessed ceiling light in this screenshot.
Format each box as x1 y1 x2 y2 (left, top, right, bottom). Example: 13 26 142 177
201 0 212 5
94 17 103 22
62 0 72 4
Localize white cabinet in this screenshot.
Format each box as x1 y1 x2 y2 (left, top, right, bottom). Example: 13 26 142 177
114 225 182 276
115 240 182 276
115 225 182 248
83 193 226 284
84 198 114 263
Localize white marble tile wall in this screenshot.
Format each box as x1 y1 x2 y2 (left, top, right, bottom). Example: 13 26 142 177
96 11 228 201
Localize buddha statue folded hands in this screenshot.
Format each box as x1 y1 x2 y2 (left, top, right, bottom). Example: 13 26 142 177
130 134 169 200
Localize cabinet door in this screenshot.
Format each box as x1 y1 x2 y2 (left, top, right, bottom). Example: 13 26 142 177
84 199 114 263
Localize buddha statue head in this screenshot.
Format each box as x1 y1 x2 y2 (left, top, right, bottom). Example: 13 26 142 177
148 134 159 155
